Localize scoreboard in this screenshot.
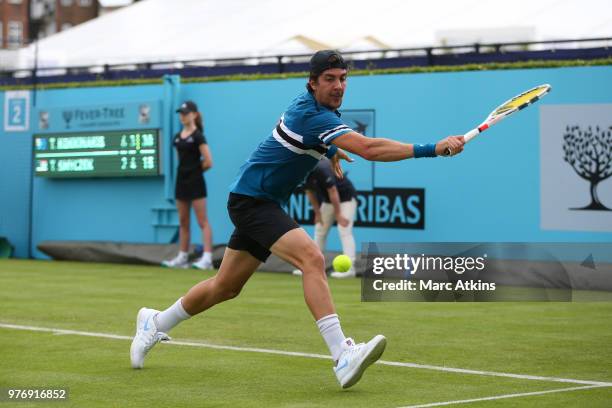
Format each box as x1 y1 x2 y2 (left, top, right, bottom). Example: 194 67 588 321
34 129 161 178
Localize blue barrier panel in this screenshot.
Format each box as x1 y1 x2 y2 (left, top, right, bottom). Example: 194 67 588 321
1 65 611 259
0 90 33 257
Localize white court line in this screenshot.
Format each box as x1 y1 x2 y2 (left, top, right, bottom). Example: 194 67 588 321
378 361 612 386
398 385 607 408
1 322 612 388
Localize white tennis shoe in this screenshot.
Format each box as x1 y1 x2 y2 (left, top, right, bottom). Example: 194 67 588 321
330 268 356 279
334 335 387 389
130 307 170 369
161 254 189 269
192 257 213 270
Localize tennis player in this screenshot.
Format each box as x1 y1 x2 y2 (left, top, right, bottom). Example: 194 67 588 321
131 50 464 388
161 101 215 270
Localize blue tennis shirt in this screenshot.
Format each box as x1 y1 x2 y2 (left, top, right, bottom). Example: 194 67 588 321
230 91 353 204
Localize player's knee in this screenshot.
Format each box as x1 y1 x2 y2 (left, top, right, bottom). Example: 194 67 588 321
213 279 242 301
299 246 325 274
221 288 241 301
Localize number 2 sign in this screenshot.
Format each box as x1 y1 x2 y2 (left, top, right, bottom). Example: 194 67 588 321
4 90 31 132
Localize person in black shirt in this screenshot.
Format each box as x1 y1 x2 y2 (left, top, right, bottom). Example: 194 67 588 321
162 101 214 270
293 158 358 278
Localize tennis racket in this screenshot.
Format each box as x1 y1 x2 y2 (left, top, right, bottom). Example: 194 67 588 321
446 84 551 155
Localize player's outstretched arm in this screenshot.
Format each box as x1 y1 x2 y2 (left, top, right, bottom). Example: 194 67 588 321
332 131 464 162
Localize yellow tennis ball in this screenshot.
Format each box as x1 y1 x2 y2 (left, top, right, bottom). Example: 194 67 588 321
332 255 352 273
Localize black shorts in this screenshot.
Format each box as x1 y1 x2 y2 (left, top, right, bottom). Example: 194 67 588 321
175 171 207 200
227 193 299 263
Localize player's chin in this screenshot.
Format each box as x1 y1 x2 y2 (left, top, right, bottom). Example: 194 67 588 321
329 97 343 109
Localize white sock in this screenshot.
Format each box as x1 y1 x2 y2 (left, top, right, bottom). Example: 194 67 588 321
154 297 191 333
203 252 212 262
177 251 188 260
316 314 346 361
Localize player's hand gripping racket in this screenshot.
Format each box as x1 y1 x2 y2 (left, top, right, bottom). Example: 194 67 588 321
445 84 551 155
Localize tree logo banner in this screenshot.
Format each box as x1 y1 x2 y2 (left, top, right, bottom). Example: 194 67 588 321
541 104 612 232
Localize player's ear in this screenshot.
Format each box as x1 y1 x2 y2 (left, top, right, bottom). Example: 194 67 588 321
308 76 318 92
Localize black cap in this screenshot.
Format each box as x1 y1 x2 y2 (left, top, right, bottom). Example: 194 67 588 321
176 100 198 114
309 50 347 77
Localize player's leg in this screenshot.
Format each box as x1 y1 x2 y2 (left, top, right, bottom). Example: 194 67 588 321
272 228 334 319
181 247 259 315
192 197 214 269
331 198 357 278
293 202 333 277
131 245 260 369
271 227 386 388
162 199 191 268
314 202 334 250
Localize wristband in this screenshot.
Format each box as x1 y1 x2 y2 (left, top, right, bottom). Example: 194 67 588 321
413 143 437 158
325 145 338 158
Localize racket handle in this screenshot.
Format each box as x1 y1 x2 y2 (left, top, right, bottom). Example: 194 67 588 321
464 128 480 143
442 127 484 155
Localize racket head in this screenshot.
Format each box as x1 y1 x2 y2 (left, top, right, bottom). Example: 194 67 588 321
485 84 551 124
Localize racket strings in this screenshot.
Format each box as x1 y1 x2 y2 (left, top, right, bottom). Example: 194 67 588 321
492 85 550 117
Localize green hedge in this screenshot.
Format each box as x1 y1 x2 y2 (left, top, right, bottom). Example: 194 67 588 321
1 57 611 91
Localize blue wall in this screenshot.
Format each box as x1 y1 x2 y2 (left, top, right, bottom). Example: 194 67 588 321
1 66 611 259
0 98 32 257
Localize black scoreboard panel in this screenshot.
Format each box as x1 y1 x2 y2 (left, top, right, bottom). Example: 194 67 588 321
34 129 161 178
